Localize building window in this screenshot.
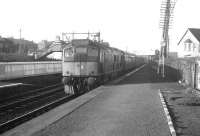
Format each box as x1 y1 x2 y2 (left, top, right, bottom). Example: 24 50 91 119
184 43 187 51
188 43 191 51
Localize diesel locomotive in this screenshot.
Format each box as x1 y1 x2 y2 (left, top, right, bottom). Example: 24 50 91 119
62 33 141 94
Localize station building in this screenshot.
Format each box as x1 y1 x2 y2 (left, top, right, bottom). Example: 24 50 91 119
177 28 200 58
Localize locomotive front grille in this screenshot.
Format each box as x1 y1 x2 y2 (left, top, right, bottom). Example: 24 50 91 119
74 54 87 61
62 62 98 77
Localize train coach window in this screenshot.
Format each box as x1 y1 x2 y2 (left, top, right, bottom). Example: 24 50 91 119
64 48 73 57
88 48 98 56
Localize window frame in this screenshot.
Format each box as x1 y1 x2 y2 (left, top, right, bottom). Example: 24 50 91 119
64 47 74 57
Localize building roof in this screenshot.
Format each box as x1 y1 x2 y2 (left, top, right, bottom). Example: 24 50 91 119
184 39 192 43
189 28 200 42
178 28 200 45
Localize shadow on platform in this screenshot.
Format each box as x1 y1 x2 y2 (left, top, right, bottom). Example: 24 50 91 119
107 64 180 85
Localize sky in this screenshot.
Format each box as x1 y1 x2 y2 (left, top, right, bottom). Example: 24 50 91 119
0 0 199 54
170 0 200 52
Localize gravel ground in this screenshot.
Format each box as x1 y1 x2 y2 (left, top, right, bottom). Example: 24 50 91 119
162 87 200 136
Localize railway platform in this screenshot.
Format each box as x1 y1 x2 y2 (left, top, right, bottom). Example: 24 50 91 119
2 64 178 136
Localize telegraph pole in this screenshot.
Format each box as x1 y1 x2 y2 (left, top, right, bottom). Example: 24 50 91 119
158 0 177 78
19 28 22 40
19 28 22 54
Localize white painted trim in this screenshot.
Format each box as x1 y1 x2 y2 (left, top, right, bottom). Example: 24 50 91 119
158 89 176 136
0 83 23 88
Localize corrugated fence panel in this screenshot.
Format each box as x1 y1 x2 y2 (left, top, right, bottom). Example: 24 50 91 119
0 61 62 80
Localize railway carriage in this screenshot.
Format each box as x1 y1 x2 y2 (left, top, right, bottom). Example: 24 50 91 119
62 38 138 94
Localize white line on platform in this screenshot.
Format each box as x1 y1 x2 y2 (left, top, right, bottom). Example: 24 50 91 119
0 83 23 88
158 89 176 136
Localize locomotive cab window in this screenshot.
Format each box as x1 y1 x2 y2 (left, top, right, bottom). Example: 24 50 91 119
64 47 73 57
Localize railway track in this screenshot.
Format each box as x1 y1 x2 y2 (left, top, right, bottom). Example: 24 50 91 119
0 83 62 105
0 74 62 101
0 84 75 134
0 85 63 111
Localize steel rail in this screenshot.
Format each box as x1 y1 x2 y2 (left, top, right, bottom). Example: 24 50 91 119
0 86 64 111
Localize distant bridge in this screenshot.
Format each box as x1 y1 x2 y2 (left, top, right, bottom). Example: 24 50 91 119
37 39 69 60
